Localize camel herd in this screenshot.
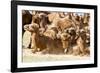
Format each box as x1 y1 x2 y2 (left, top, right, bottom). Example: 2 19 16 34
22 10 90 56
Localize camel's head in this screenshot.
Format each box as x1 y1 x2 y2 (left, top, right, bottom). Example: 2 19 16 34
24 23 39 33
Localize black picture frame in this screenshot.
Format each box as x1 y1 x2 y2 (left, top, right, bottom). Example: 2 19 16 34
11 0 97 72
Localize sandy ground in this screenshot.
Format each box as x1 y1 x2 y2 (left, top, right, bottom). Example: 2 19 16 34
22 49 90 63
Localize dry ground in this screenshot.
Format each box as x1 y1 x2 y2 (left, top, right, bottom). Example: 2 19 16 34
22 48 90 63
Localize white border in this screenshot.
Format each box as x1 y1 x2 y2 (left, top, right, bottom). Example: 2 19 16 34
17 5 94 68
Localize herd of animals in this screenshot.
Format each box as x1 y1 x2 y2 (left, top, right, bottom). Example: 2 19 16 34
22 10 90 56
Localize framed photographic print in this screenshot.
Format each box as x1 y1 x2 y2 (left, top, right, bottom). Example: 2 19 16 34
11 0 97 72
